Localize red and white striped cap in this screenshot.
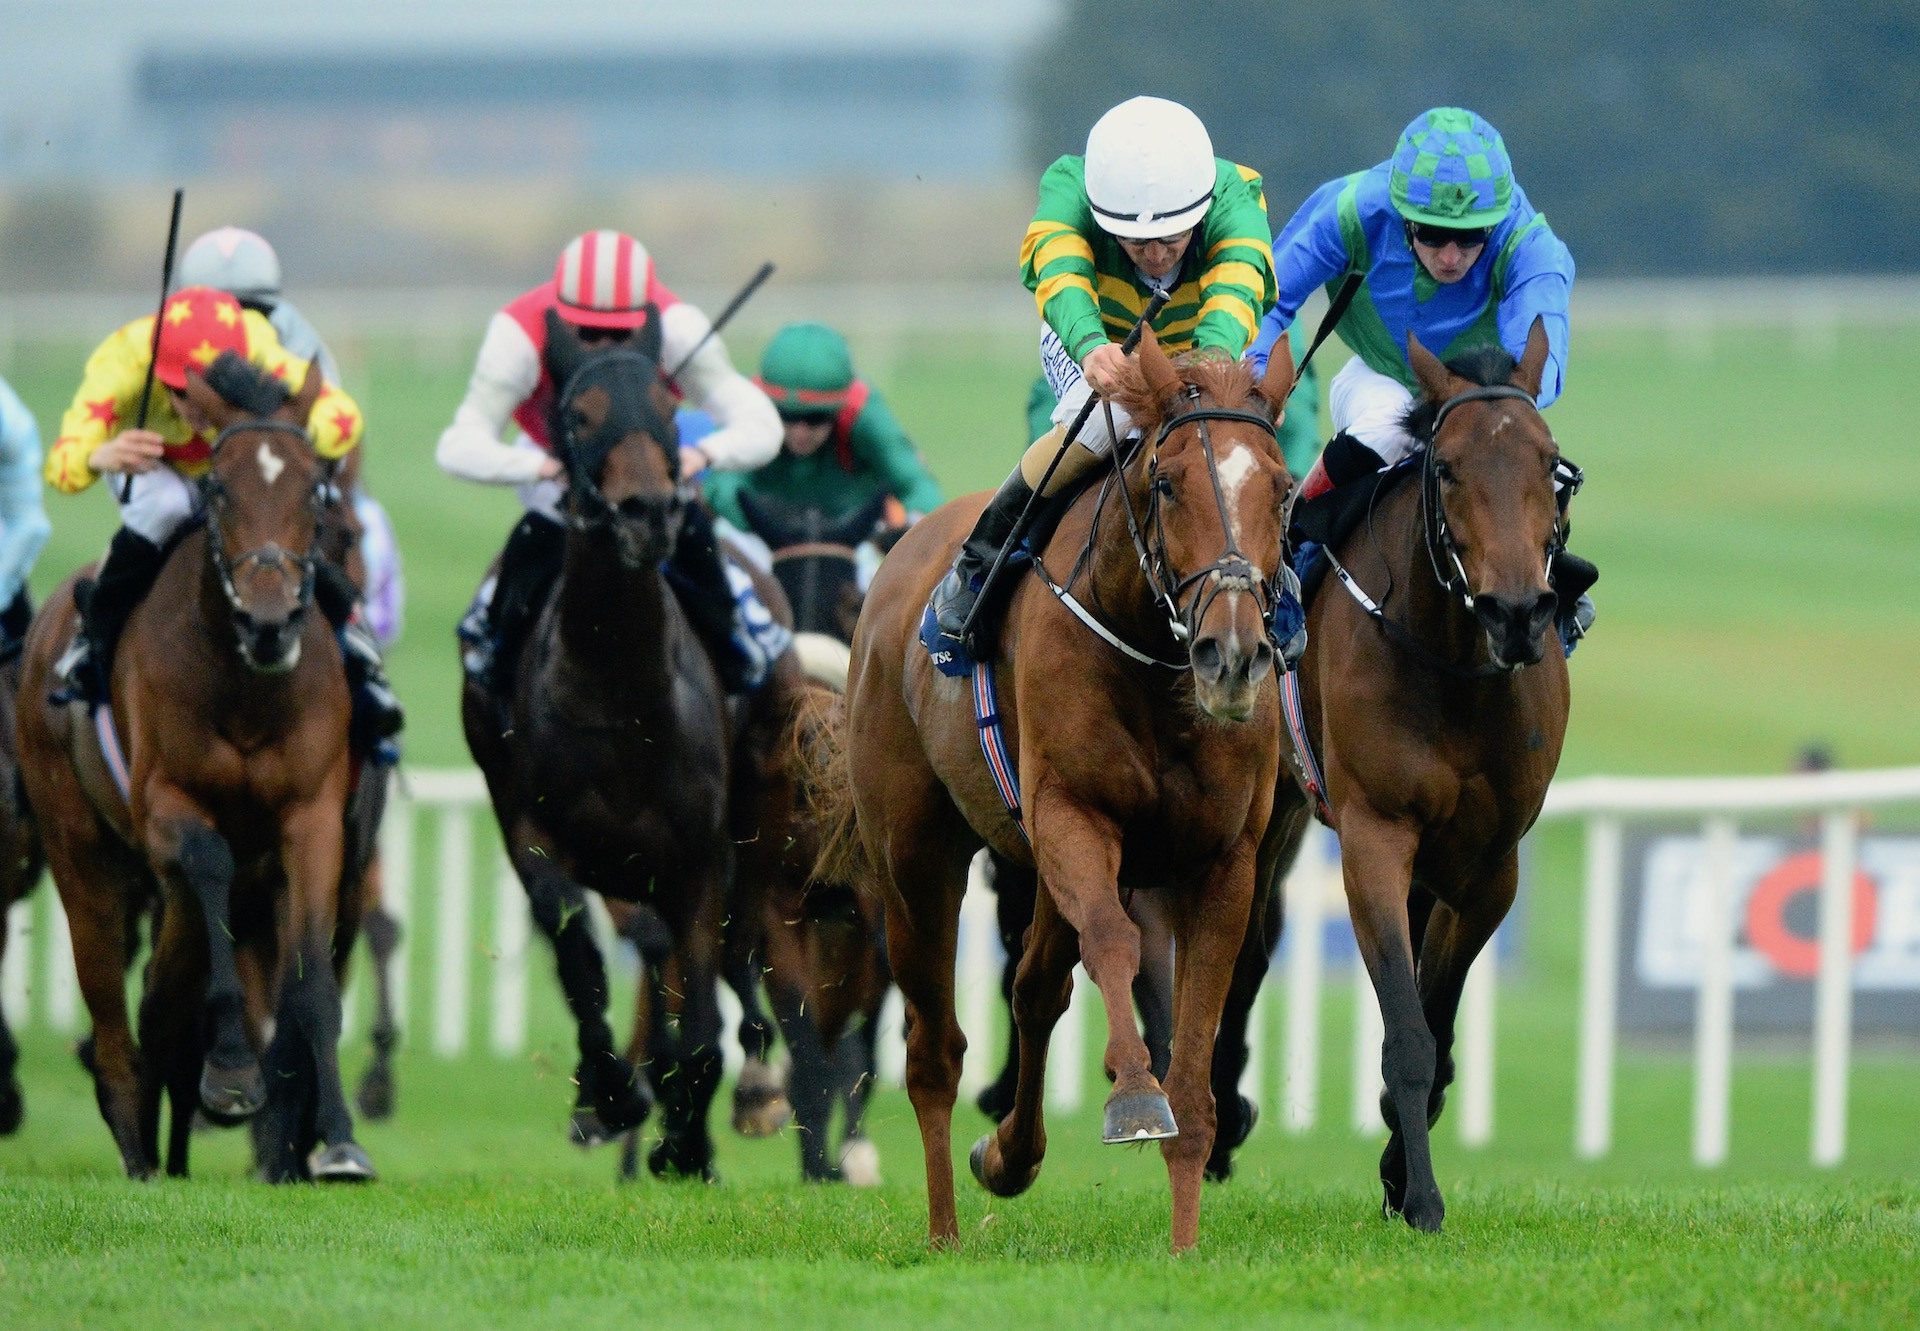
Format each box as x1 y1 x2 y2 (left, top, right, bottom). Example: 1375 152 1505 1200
552 230 654 329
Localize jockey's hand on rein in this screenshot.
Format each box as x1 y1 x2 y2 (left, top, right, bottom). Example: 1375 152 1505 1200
1081 342 1129 396
88 429 166 475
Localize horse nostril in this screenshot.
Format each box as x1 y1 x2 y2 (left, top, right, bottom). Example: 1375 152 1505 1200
1191 637 1224 681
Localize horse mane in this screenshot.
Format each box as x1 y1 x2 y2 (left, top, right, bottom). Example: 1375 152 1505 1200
1400 344 1519 442
1107 351 1257 438
200 350 291 418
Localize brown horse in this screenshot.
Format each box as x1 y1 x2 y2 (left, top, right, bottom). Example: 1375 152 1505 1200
0 595 46 1135
463 314 743 1180
1269 323 1572 1231
814 331 1297 1251
17 355 373 1181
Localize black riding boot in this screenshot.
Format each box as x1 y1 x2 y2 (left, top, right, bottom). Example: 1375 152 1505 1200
54 529 166 706
929 467 1038 656
314 561 405 758
666 503 756 694
0 588 31 664
476 513 567 699
1551 550 1599 653
1289 432 1389 548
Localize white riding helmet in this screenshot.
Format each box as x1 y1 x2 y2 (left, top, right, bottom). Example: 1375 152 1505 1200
178 227 283 306
1083 97 1217 239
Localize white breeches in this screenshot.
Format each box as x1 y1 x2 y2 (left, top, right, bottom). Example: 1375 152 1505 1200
118 466 198 543
1328 357 1419 465
1040 326 1135 456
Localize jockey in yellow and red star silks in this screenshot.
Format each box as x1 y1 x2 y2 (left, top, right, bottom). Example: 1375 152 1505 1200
47 286 362 494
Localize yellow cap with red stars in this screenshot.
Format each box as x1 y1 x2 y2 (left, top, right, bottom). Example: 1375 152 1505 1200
153 286 250 389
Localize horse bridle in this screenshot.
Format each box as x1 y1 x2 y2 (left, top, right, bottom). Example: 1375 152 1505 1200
199 418 329 626
553 349 684 532
1042 386 1286 670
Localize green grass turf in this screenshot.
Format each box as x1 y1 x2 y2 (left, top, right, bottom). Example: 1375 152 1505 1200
2 323 1917 1325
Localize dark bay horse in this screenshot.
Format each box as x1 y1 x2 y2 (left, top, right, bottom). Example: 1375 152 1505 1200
18 356 374 1180
463 312 736 1180
729 490 894 1183
814 331 1297 1251
1269 323 1572 1231
0 607 46 1134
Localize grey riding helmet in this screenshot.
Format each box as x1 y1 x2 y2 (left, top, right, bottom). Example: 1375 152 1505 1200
178 227 282 306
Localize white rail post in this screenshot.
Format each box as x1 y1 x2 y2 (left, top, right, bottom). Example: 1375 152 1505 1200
1692 815 1738 1166
1458 941 1496 1147
1576 815 1624 1158
1239 982 1268 1107
957 852 998 1096
1811 811 1859 1166
433 803 474 1057
47 896 77 1033
490 849 529 1057
380 778 414 1041
1352 950 1385 1135
1282 831 1328 1133
2 899 29 1028
1046 969 1088 1113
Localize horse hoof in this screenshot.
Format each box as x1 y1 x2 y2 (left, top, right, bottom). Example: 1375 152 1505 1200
838 1137 882 1188
647 1139 719 1184
1400 1190 1445 1233
1101 1089 1177 1144
0 1081 22 1136
1233 1095 1260 1148
731 1059 792 1138
308 1141 378 1183
968 1135 993 1188
569 1107 616 1149
355 1066 396 1122
198 1060 266 1124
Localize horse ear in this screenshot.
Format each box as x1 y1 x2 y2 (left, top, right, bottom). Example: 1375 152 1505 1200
290 357 325 422
1407 331 1452 401
1135 323 1181 401
544 308 589 386
1256 341 1297 424
735 488 804 549
825 491 889 547
182 367 238 432
1514 316 1550 400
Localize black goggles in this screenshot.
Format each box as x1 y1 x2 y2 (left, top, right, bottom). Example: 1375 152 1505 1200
1406 221 1492 249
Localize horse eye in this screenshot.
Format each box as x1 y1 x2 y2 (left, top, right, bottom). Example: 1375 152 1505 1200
1153 474 1175 499
1434 461 1457 484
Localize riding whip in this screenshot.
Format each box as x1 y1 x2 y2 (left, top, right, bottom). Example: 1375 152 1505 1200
121 187 186 503
956 289 1169 646
1288 271 1362 392
664 260 776 382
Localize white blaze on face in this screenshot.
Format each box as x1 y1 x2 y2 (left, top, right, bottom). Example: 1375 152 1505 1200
256 440 286 487
1215 444 1257 544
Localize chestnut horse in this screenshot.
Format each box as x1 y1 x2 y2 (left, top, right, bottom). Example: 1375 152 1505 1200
815 332 1297 1251
18 356 373 1180
463 313 738 1180
1267 323 1573 1231
0 602 46 1135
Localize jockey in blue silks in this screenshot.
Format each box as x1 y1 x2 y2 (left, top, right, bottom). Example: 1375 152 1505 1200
1248 106 1596 649
0 374 51 651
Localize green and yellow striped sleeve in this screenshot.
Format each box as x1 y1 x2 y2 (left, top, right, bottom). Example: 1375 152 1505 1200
1021 155 1107 362
1192 162 1278 355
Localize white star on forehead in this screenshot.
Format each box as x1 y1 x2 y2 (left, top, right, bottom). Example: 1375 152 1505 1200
1216 444 1256 542
256 440 286 487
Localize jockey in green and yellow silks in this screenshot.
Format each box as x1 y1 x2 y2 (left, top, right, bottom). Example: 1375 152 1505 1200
930 95 1278 655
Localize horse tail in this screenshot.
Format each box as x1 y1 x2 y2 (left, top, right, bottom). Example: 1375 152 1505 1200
788 682 868 890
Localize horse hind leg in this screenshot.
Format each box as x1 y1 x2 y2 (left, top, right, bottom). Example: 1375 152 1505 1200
974 850 1034 1124
136 892 212 1177
354 891 403 1123
0 906 22 1136
1205 876 1283 1182
971 879 1078 1199
720 902 790 1140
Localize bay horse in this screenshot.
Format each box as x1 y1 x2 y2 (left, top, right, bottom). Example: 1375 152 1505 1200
728 489 894 1182
814 330 1297 1251
0 597 46 1135
463 312 737 1180
17 355 374 1180
1269 322 1572 1231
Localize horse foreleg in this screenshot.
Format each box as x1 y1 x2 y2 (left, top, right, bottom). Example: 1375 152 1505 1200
1338 809 1443 1232
1405 860 1518 1150
355 885 402 1123
147 810 264 1127
972 877 1078 1199
0 899 22 1136
136 891 210 1177
975 852 1034 1123
518 853 651 1144
49 847 147 1175
649 873 726 1182
1205 876 1283 1181
1028 796 1163 1144
763 907 836 1180
1132 892 1175 1082
280 793 373 1182
723 899 790 1140
1158 844 1258 1253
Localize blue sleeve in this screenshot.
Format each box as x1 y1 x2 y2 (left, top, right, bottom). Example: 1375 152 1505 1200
0 378 50 607
1498 226 1575 408
1249 178 1350 375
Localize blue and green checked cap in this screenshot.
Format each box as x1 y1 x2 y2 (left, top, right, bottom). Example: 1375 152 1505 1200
1388 107 1514 229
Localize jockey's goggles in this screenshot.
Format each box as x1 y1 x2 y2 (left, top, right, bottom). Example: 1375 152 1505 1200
1116 227 1195 250
573 324 635 345
1405 221 1492 250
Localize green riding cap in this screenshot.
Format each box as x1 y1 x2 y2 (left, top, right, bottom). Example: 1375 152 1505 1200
756 321 856 418
1388 107 1514 230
